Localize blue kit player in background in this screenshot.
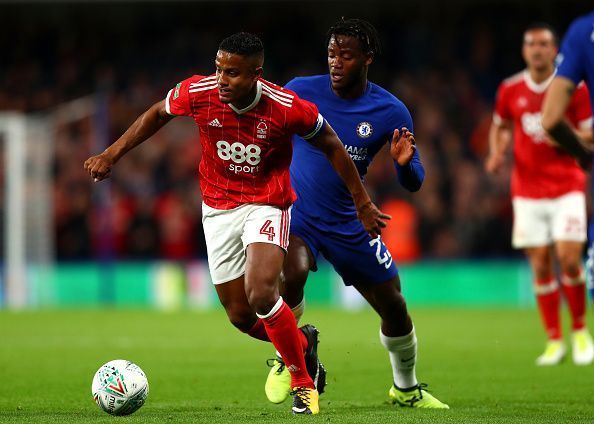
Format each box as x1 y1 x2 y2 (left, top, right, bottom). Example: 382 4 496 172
264 18 449 409
542 11 594 301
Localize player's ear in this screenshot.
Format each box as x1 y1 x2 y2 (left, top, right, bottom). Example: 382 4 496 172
365 53 374 66
254 66 263 80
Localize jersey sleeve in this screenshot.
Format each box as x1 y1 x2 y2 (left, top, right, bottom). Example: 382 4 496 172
556 18 587 85
388 101 414 134
567 83 593 129
493 82 511 125
284 78 301 94
287 95 325 140
165 77 193 117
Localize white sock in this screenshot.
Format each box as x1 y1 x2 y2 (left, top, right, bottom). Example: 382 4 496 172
379 327 418 389
255 296 284 319
291 298 305 323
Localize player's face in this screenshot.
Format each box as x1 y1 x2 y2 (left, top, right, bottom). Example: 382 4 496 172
522 30 557 72
327 34 373 92
215 50 263 106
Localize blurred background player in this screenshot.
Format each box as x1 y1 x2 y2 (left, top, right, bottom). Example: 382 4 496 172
542 10 594 303
84 32 390 415
486 23 593 366
264 18 448 409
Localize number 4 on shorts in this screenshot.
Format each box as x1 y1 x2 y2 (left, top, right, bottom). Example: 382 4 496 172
260 220 276 241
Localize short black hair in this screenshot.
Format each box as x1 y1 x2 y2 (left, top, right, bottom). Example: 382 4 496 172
219 32 264 57
326 18 381 55
524 22 559 46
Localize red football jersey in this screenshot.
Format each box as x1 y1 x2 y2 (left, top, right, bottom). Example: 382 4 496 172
493 70 592 198
166 75 324 209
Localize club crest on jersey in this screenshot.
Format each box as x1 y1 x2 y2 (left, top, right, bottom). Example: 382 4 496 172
173 83 181 100
257 120 268 139
516 97 528 108
356 122 373 138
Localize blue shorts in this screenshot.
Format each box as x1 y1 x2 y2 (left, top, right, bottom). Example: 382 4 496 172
291 207 398 286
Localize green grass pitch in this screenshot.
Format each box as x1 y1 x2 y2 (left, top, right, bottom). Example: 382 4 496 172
1 307 593 423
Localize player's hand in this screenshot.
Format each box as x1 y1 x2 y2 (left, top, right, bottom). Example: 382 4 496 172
84 152 115 182
390 128 416 166
484 153 504 175
356 201 391 239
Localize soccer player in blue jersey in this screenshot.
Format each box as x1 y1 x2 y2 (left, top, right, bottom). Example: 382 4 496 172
264 18 448 408
542 11 594 303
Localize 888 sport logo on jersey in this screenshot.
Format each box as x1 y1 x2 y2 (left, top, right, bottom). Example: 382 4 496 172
216 140 262 175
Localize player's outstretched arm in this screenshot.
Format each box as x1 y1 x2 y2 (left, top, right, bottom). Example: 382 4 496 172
542 77 592 169
310 122 391 238
84 100 174 181
390 128 424 191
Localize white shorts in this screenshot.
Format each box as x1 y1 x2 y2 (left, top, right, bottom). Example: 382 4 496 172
512 192 586 249
202 203 291 285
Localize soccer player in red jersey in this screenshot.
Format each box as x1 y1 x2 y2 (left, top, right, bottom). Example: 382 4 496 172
486 23 594 366
84 32 389 415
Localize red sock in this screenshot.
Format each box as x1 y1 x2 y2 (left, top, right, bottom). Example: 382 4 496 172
259 298 314 389
244 319 270 342
243 318 308 348
561 270 586 331
535 277 561 340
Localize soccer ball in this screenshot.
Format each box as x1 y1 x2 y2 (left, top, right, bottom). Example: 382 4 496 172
91 359 149 416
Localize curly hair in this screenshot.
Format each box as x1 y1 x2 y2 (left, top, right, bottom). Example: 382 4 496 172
326 18 381 55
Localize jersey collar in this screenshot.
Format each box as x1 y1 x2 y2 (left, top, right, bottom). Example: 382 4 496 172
523 69 556 93
228 81 262 115
327 75 371 101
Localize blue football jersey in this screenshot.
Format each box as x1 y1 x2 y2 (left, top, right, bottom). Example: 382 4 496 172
287 75 424 222
558 12 594 300
557 11 594 111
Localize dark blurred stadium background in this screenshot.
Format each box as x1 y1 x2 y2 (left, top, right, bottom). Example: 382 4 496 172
0 0 591 309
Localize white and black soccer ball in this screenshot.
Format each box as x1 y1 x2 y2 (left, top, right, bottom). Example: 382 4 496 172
92 359 149 416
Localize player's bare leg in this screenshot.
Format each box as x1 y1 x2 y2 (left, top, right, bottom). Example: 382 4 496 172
555 240 593 365
525 246 566 365
245 242 318 414
265 235 326 405
215 276 270 340
279 235 314 308
354 277 448 409
215 242 319 414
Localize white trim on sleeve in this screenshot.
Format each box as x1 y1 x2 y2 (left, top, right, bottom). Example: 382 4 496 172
578 117 593 131
301 113 325 140
165 89 174 115
492 113 512 128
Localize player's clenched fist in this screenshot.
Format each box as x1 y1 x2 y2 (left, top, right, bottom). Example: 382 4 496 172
390 127 416 166
356 201 391 239
84 152 115 182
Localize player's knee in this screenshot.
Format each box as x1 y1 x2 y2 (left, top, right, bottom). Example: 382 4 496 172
373 281 408 322
280 265 308 295
384 292 408 323
559 258 582 277
531 260 552 280
245 283 278 315
557 251 582 275
225 307 255 332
